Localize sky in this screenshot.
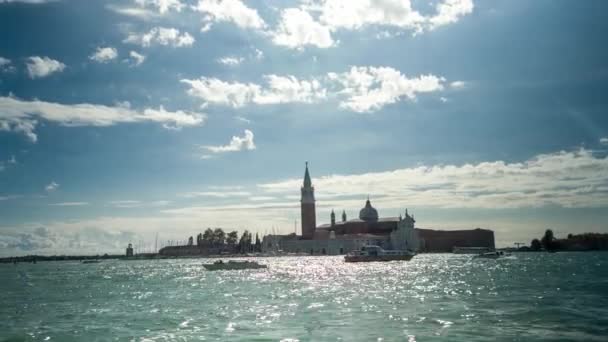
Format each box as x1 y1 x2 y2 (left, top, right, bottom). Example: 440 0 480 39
1 0 607 256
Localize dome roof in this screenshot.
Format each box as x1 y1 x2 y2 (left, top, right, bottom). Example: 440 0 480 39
359 199 379 221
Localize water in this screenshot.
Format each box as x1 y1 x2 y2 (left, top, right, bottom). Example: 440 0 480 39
2 253 607 341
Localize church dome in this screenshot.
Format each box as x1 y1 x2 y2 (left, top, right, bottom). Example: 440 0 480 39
359 199 379 221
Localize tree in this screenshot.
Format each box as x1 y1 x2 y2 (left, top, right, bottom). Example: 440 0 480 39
213 228 226 245
196 233 203 246
541 229 554 251
255 233 261 252
530 238 542 251
226 231 238 245
239 230 252 253
202 228 213 244
187 236 193 246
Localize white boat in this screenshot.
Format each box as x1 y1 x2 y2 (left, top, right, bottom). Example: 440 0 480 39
344 245 415 263
203 260 267 271
474 251 510 259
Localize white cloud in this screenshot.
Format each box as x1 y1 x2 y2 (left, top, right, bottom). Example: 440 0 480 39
49 202 89 206
129 50 146 66
328 66 445 112
252 48 264 60
182 66 444 112
89 47 118 63
203 129 256 153
124 27 195 47
181 74 327 107
267 0 474 49
600 137 608 145
45 181 59 192
258 148 608 210
217 56 244 66
249 196 276 201
109 200 142 208
134 0 184 14
234 115 251 124
0 56 14 72
429 0 475 29
272 8 335 49
179 191 251 198
25 56 65 79
0 155 16 172
0 225 139 257
193 0 266 30
450 80 466 89
0 96 205 142
106 5 160 20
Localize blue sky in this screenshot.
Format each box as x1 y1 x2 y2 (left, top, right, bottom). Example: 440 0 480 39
1 0 607 256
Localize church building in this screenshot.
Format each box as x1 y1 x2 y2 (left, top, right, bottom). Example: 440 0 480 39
265 163 421 255
263 163 495 255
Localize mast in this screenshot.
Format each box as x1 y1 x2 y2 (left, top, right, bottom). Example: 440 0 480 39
154 232 158 253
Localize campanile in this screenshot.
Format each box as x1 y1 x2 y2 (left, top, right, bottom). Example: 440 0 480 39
301 162 316 239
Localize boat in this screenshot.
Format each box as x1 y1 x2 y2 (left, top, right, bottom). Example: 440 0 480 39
203 260 267 271
82 260 101 264
344 245 415 263
453 246 493 254
474 251 510 259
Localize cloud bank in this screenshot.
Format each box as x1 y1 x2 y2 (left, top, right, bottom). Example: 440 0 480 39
182 66 445 112
0 96 206 142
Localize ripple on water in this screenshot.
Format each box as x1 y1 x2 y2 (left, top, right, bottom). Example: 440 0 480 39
1 254 608 341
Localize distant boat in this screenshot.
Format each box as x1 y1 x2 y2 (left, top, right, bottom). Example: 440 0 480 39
474 251 510 259
453 246 493 254
82 260 101 264
344 245 415 263
203 260 267 271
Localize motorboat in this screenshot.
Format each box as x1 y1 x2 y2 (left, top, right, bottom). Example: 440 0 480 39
344 245 415 263
474 251 510 259
203 260 267 271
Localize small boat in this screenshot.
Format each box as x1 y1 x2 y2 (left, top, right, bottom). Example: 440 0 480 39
344 245 415 263
203 260 267 271
82 260 101 264
474 251 510 259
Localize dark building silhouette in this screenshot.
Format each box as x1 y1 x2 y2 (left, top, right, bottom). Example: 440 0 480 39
126 243 134 257
301 162 316 239
264 163 495 254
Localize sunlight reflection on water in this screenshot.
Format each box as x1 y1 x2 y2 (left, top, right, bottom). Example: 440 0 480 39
1 253 608 341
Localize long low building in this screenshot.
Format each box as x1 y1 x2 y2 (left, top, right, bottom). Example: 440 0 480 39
416 228 495 252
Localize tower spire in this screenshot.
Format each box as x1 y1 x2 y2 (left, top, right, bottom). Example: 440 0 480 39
303 161 312 188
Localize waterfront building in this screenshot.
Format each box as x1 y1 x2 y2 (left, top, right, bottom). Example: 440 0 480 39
262 164 495 255
126 243 134 257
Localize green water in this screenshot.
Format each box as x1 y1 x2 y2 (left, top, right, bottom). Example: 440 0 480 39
2 253 607 341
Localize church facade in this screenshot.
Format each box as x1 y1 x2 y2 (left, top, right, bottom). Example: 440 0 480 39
264 164 420 255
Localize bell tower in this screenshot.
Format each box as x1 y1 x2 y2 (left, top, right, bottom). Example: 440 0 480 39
301 162 316 239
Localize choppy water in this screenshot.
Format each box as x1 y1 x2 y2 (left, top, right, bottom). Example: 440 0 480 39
2 253 607 341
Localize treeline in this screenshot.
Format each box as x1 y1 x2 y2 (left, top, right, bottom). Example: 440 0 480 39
529 229 608 251
187 228 262 253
